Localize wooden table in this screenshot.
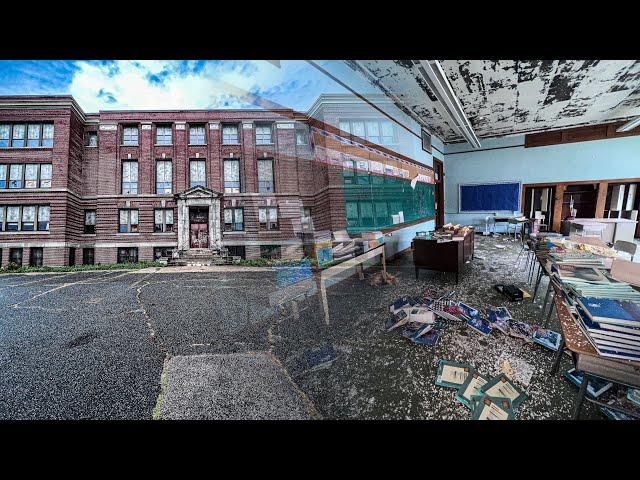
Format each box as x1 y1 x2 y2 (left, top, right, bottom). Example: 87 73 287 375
318 244 386 325
545 274 640 419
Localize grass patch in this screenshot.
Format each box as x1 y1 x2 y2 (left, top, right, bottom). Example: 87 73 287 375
0 261 165 275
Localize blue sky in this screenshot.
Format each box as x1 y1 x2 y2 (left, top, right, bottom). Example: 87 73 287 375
0 60 353 113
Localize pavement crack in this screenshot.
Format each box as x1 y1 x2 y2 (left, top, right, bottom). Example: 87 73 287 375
135 280 168 357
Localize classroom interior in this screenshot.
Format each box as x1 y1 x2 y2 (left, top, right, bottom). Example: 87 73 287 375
298 60 640 420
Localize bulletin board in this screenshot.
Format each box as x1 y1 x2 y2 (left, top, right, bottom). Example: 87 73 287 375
459 181 521 213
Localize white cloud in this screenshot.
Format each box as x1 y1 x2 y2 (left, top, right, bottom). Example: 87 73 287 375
67 60 347 113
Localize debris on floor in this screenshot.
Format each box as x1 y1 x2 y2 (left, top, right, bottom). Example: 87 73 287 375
368 270 399 286
496 353 534 387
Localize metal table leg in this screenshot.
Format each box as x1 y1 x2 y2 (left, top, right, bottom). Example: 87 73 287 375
544 292 556 328
541 280 552 315
572 372 589 420
533 270 544 300
550 337 565 375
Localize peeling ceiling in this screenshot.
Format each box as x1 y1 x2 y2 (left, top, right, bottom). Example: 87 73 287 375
346 60 640 143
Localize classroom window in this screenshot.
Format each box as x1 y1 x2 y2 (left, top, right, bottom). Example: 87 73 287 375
122 126 139 145
40 164 52 188
222 124 239 144
9 164 23 188
255 123 273 145
156 125 172 145
342 159 356 185
156 160 173 194
0 205 49 231
1 163 52 189
0 124 10 147
226 245 245 259
83 248 95 265
9 248 23 267
260 244 281 259
122 161 138 194
117 247 138 264
189 159 206 188
301 207 313 230
189 125 206 145
29 247 43 267
154 247 174 260
0 123 52 148
259 206 279 230
119 209 138 233
154 209 174 233
85 131 98 147
295 124 309 145
257 159 274 193
340 119 395 145
37 206 50 231
223 159 241 193
223 207 244 231
84 210 96 234
11 124 26 147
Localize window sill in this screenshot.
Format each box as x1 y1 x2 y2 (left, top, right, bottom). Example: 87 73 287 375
224 231 246 235
152 232 176 235
120 144 139 147
117 232 140 235
154 144 173 147
256 143 274 146
0 146 53 150
188 143 207 147
222 142 241 146
82 233 97 236
0 188 53 193
0 230 50 234
85 145 98 148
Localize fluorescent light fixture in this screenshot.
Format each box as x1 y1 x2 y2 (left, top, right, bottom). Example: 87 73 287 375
414 60 482 149
617 116 640 133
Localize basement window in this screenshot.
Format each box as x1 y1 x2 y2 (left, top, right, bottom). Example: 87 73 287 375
117 247 138 264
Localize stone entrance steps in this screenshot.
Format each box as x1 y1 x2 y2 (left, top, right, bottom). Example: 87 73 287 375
168 248 235 266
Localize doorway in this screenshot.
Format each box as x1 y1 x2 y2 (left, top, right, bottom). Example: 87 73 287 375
523 186 555 232
189 206 209 248
433 157 445 228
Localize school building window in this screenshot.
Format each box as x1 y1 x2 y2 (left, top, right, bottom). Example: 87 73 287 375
222 124 239 144
85 131 98 147
224 159 241 193
83 248 95 265
0 123 53 148
0 163 52 189
84 210 96 234
122 161 138 194
257 159 274 193
117 247 138 264
0 205 49 231
255 123 273 145
29 247 43 267
118 209 139 233
259 206 279 230
156 160 173 194
260 244 281 259
190 160 206 188
223 207 244 231
122 126 139 145
189 125 206 145
154 209 174 233
156 125 172 145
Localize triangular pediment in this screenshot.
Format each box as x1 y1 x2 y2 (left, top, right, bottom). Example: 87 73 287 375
175 185 223 200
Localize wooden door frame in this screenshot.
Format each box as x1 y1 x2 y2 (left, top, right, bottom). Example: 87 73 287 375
433 156 445 228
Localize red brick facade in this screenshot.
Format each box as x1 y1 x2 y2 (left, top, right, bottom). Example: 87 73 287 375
0 96 352 266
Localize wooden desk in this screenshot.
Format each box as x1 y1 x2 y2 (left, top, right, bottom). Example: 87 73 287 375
412 230 474 283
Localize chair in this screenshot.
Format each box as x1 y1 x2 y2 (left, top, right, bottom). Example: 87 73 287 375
610 258 640 287
613 240 637 262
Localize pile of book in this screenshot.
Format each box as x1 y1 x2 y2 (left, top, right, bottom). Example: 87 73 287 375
435 359 528 420
573 296 640 361
547 252 605 267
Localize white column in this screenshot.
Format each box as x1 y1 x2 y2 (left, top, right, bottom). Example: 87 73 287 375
177 199 190 251
209 199 221 250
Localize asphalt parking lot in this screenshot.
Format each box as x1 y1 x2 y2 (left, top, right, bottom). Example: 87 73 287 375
0 236 607 420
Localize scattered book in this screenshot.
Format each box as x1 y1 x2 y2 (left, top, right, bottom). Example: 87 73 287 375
456 371 489 410
411 330 441 346
564 368 613 398
385 310 410 331
480 374 528 409
389 296 412 314
466 316 492 336
508 320 535 343
435 360 473 389
553 264 611 284
532 327 562 351
458 302 479 318
471 395 515 420
628 388 640 408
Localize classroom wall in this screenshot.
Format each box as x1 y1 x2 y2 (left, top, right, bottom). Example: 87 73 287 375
443 134 640 230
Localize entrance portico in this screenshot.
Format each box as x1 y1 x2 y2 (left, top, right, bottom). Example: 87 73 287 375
174 186 223 252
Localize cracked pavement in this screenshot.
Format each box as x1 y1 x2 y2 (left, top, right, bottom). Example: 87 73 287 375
0 236 611 420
